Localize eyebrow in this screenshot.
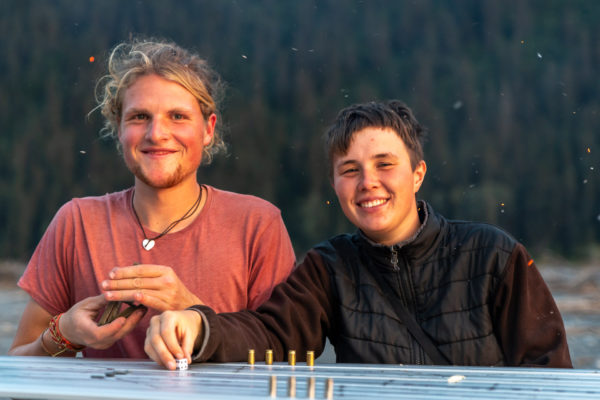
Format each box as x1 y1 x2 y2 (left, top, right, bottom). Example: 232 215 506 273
122 107 148 116
122 106 194 116
372 152 397 160
334 159 357 171
335 152 398 171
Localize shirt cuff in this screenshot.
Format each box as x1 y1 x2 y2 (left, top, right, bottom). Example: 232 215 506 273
186 305 211 362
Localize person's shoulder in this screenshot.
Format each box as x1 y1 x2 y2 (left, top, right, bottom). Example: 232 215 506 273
69 188 131 210
207 186 281 215
47 189 130 227
56 189 131 222
446 217 517 251
312 233 357 259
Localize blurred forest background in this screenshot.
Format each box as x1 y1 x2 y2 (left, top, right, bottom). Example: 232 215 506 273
0 0 598 263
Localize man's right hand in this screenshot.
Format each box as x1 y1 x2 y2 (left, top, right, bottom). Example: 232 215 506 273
8 294 146 356
60 294 147 350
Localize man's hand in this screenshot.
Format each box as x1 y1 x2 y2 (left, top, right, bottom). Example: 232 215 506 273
101 264 204 312
60 295 147 349
145 310 203 370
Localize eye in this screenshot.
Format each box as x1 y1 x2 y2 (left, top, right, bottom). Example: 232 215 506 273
130 113 149 121
340 167 359 176
172 112 187 120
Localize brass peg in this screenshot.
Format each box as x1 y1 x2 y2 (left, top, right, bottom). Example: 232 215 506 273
306 350 314 367
265 349 273 365
288 350 296 366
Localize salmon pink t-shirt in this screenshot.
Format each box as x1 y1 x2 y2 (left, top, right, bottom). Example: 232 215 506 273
18 185 296 358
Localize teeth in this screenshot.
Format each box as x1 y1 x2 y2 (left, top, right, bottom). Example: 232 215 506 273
360 199 387 208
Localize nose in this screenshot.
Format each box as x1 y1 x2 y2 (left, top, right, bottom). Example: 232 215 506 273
146 116 169 141
358 167 379 191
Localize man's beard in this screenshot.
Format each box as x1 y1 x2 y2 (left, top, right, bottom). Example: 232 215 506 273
130 164 189 189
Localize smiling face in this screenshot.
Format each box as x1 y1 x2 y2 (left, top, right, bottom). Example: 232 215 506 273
118 74 216 189
332 127 426 246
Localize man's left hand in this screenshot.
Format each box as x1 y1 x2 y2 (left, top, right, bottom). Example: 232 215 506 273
101 264 204 312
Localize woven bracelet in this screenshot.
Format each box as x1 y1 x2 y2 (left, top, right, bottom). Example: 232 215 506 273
39 329 68 357
48 313 86 352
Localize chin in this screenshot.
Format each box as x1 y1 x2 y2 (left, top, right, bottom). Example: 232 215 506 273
133 166 187 188
136 174 184 189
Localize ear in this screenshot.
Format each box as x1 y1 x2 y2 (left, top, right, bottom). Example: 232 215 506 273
116 117 121 136
412 160 427 193
203 113 217 145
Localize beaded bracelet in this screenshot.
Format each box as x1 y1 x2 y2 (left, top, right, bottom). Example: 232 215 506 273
48 313 86 352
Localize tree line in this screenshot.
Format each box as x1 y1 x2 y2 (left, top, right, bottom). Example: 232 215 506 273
0 0 598 261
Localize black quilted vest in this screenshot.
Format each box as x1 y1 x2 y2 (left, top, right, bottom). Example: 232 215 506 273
315 202 516 365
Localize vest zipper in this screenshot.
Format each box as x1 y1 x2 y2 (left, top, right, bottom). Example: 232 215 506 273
392 248 424 365
390 247 399 270
399 252 424 366
392 246 416 362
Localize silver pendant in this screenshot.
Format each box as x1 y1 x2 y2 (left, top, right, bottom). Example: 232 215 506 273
142 239 155 251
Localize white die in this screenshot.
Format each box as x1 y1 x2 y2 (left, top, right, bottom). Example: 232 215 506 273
175 358 188 371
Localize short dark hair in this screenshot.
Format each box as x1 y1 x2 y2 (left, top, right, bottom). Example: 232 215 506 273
325 100 427 179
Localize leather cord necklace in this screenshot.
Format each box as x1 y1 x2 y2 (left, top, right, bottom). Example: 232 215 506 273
131 186 203 251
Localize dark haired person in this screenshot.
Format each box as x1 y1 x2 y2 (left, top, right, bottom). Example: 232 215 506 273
9 39 295 358
145 100 572 370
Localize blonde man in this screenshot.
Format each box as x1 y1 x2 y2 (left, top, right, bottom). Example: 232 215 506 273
10 39 295 358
